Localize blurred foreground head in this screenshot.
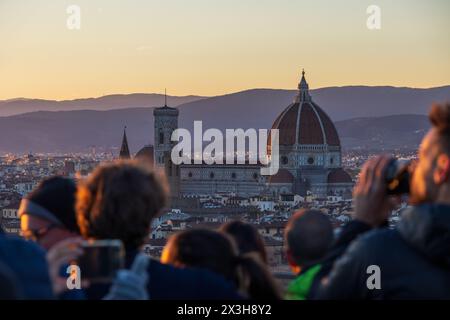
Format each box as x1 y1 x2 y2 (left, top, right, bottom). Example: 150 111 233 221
220 220 268 264
284 209 333 273
410 102 450 205
19 176 79 250
76 160 168 249
161 228 282 300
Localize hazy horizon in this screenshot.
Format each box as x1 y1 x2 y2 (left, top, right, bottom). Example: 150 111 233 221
2 84 450 102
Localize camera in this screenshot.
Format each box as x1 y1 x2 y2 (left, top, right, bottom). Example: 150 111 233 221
76 239 125 284
385 158 411 195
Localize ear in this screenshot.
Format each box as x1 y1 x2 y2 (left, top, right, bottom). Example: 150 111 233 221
434 154 450 184
286 250 301 274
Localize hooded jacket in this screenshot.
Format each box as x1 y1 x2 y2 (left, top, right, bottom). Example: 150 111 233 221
315 204 450 300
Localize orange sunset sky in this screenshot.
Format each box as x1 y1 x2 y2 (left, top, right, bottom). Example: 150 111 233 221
0 0 449 100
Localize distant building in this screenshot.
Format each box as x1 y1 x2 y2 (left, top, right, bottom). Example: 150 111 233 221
153 101 180 198
119 127 131 159
1 202 19 219
1 201 20 235
135 145 154 167
63 160 76 177
14 181 36 196
266 70 353 197
134 71 354 198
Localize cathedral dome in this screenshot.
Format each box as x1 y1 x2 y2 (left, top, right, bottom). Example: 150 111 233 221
135 144 153 159
268 169 294 183
135 144 154 165
327 168 352 183
269 71 340 147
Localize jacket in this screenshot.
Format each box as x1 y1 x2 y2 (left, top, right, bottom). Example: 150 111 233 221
84 250 243 300
285 264 322 300
315 203 450 299
0 232 54 299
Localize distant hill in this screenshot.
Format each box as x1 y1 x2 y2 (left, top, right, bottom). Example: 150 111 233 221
0 108 154 154
178 86 450 134
335 114 430 150
0 111 432 154
0 94 206 117
1 86 448 121
0 85 448 154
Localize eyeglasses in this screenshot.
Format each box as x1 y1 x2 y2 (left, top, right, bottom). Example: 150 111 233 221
20 224 58 242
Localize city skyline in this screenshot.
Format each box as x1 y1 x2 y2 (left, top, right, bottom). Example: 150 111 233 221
1 0 449 100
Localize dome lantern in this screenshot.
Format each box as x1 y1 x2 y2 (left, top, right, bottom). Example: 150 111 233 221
295 69 311 102
269 71 340 147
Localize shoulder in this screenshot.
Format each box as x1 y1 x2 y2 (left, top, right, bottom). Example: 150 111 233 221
0 234 53 299
355 227 401 248
351 228 402 250
148 259 242 300
0 234 47 263
345 228 405 263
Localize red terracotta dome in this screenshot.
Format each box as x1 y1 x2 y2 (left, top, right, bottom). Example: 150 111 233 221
269 71 340 147
327 168 352 183
268 169 294 184
135 144 154 166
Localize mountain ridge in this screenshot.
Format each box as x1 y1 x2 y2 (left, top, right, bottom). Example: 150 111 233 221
1 85 448 119
0 93 207 117
0 85 448 154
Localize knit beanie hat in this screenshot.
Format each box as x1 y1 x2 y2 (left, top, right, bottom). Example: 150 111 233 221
18 176 79 233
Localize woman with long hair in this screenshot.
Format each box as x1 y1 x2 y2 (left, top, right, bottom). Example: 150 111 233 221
161 228 282 300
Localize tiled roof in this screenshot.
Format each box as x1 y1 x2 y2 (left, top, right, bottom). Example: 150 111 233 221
328 168 352 183
268 169 294 184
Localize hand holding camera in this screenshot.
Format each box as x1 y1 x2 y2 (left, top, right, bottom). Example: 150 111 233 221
353 155 407 227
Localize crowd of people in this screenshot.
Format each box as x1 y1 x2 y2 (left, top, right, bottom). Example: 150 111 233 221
0 102 449 300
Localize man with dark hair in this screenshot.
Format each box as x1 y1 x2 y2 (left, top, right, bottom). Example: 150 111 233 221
284 209 333 300
76 160 242 300
19 176 79 250
316 102 450 299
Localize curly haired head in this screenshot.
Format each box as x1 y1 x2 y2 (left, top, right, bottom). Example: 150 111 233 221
76 160 168 249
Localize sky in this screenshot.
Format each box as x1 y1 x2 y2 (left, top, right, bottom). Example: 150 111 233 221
0 0 449 100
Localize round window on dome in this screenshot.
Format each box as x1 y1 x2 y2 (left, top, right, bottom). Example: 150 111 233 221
307 157 314 165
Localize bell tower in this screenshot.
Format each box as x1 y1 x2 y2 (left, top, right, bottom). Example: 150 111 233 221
153 91 180 197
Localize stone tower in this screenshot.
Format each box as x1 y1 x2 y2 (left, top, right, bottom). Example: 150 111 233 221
119 126 131 159
153 94 180 198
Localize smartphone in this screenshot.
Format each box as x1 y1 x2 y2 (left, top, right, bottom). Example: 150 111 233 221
76 239 125 284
